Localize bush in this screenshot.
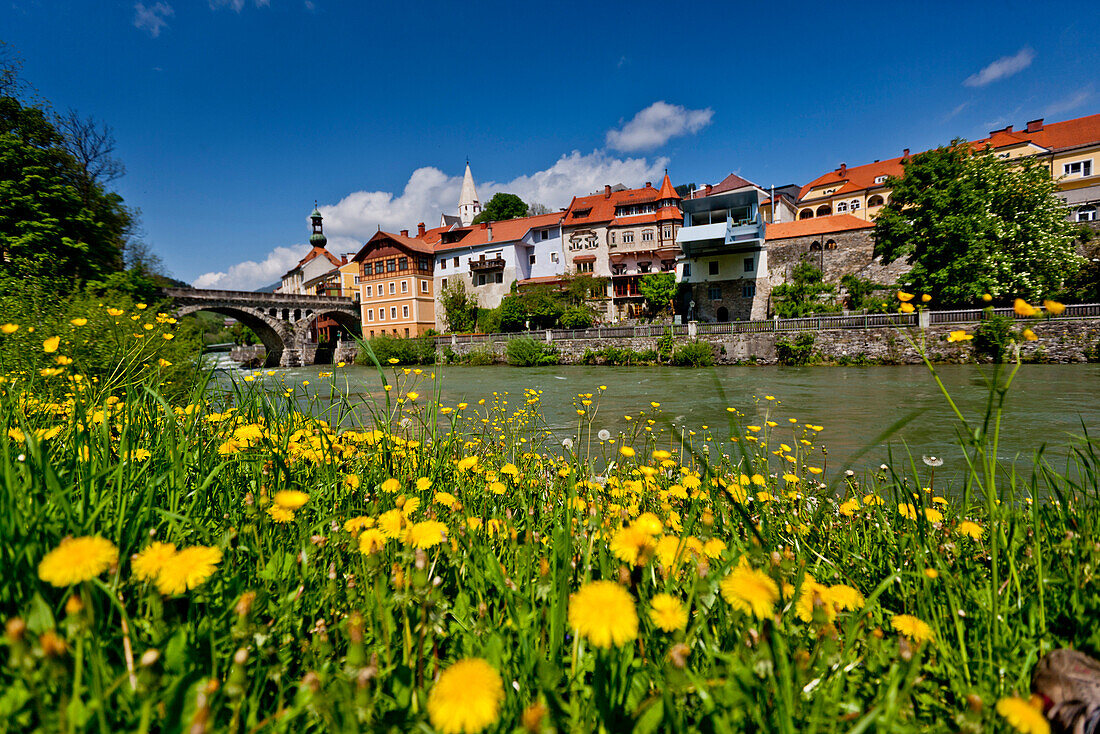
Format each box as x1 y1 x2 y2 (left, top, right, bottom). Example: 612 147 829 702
355 334 436 366
476 306 502 335
671 341 714 367
581 346 657 365
464 349 496 365
657 329 674 361
974 314 1014 363
559 305 594 329
504 337 559 366
776 333 816 366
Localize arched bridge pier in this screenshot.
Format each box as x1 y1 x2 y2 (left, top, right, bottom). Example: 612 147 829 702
162 288 361 367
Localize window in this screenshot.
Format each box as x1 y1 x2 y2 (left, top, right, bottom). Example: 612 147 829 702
868 194 885 207
386 259 396 272
1078 205 1097 222
551 252 559 263
378 308 384 321
540 230 549 240
453 257 459 267
477 274 486 286
390 307 397 319
367 309 374 321
402 305 409 318
836 201 848 213
439 259 446 270
495 272 503 283
609 232 616 244
816 205 831 216
850 200 861 211
744 257 754 272
623 232 634 243
365 284 372 297
389 282 396 294
577 261 594 273
642 230 654 242
709 261 719 276
398 257 408 270
683 263 691 276
572 208 592 218
742 283 756 298
663 227 672 238
421 281 429 293
401 280 408 293
529 254 536 265
418 257 429 270
874 175 887 184
374 262 385 275
1064 160 1093 177
404 328 410 337
799 209 814 220
707 285 721 300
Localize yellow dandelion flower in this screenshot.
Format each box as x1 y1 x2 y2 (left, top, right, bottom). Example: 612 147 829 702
996 697 1049 734
154 546 222 595
839 498 860 516
703 538 727 558
1 323 18 334
38 536 119 586
416 476 433 491
43 336 60 353
106 307 124 316
569 581 639 648
343 516 374 533
957 520 984 540
898 503 918 520
891 613 934 643
947 330 973 342
720 561 779 618
434 491 456 508
921 294 931 303
900 302 915 313
427 658 504 734
610 525 657 566
273 490 309 510
380 477 401 493
619 446 636 458
132 542 177 582
897 290 914 302
378 508 405 538
404 520 448 549
824 584 864 612
1022 328 1037 341
1043 300 1065 316
358 528 386 554
267 506 295 523
649 593 688 632
924 507 943 523
162 333 173 340
1014 298 1037 317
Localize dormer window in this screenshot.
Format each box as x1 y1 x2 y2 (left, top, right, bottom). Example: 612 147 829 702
572 208 592 218
874 175 887 184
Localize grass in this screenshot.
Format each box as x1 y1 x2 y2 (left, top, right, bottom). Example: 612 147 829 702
0 307 1097 732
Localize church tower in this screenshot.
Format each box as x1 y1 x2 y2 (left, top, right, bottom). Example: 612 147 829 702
458 162 481 226
309 205 328 249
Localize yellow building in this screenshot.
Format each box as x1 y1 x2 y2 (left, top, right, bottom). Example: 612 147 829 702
351 230 436 338
796 113 1100 224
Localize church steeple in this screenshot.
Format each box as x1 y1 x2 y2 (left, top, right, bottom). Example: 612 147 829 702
309 203 327 249
458 162 481 226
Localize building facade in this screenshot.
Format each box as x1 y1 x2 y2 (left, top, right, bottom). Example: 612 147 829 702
351 231 436 337
276 207 344 295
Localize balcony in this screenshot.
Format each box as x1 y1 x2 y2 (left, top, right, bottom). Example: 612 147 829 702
468 255 506 272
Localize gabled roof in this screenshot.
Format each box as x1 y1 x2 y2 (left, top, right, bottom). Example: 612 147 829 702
765 214 873 240
977 114 1100 153
434 211 564 253
563 183 684 226
798 157 905 202
297 246 343 269
351 230 435 261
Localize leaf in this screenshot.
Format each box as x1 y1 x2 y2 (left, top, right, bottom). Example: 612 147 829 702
24 592 55 635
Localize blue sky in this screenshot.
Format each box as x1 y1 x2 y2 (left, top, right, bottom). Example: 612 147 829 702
4 0 1097 289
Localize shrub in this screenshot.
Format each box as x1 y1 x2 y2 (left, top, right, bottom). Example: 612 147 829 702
582 346 658 365
464 348 496 365
559 305 594 329
974 314 1014 363
657 329 674 361
776 333 816 366
476 306 502 335
355 334 436 366
504 337 559 366
439 280 478 333
671 341 714 367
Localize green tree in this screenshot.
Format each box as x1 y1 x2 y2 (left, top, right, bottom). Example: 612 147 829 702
873 141 1080 305
0 95 131 285
439 279 478 332
637 272 676 316
500 293 526 332
771 262 839 318
471 193 528 224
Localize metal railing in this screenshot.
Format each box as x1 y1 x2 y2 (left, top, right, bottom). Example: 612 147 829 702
431 303 1100 346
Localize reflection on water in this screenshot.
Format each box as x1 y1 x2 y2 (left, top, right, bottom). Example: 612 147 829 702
229 363 1100 480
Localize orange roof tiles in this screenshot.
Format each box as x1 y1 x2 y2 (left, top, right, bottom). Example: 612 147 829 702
798 157 905 201
297 246 343 269
657 172 679 200
563 183 682 228
765 214 873 240
432 211 564 253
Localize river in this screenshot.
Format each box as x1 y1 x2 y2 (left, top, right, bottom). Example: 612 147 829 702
231 362 1100 482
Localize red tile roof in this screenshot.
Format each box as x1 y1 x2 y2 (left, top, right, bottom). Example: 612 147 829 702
765 214 873 240
798 157 905 202
351 230 435 261
297 246 343 269
433 211 564 253
657 172 679 200
564 183 683 228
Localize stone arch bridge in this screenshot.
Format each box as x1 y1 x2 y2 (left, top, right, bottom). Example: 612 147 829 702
161 288 361 367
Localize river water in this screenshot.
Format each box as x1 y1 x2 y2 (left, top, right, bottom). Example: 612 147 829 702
236 363 1100 481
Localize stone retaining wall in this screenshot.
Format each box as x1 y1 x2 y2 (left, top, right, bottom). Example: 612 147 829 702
440 320 1100 365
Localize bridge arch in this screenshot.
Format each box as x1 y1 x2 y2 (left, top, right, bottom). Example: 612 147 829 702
176 304 292 368
294 309 362 364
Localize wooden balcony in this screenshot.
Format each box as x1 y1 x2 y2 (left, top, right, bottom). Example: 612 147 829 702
468 256 506 272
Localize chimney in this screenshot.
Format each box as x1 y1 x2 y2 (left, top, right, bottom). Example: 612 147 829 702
417 222 426 236
480 221 488 229
902 148 910 160
838 163 847 176
487 223 493 242
400 229 409 237
1026 118 1044 133
645 181 652 188
604 184 611 198
705 184 713 196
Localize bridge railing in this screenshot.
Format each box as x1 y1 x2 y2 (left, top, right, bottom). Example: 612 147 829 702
429 303 1100 347
162 288 355 306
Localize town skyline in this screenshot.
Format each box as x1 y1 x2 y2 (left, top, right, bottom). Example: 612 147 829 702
3 0 1097 289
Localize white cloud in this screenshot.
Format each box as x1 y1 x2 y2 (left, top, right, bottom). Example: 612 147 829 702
1045 85 1094 117
606 101 713 152
193 244 309 290
133 2 173 37
964 47 1035 87
318 149 668 243
209 0 269 10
